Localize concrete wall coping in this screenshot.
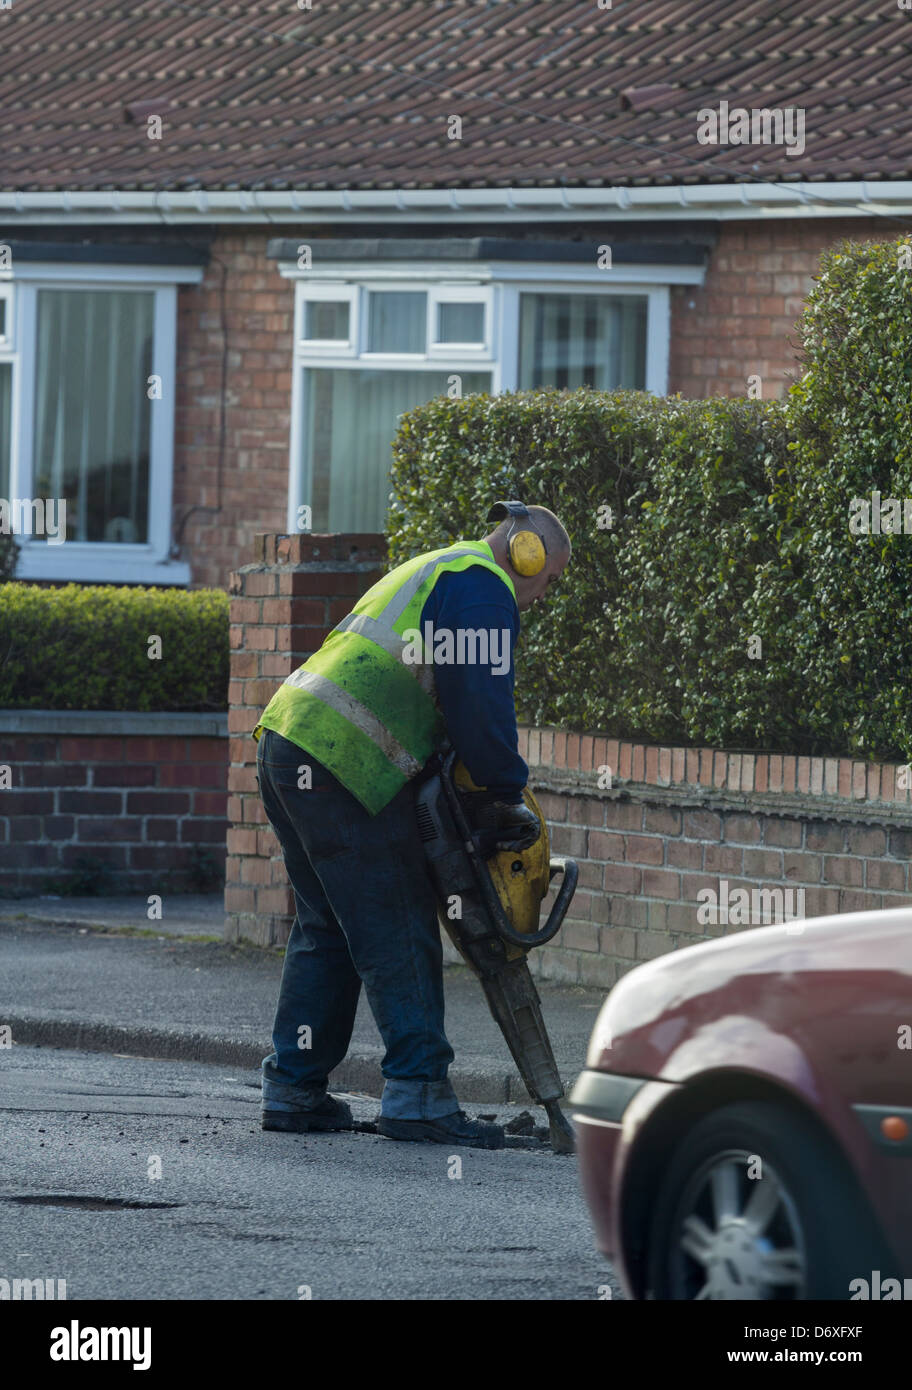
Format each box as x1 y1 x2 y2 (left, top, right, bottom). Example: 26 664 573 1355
527 768 912 830
0 710 228 737
519 726 912 810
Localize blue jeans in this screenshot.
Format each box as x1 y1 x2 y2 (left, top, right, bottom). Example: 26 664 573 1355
256 729 458 1120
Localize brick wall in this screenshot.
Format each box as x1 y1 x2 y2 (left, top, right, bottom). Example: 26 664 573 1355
173 228 295 591
669 216 894 399
225 532 388 946
517 730 912 989
0 715 228 896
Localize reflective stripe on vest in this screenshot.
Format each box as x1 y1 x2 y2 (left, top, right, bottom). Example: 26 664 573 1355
282 669 424 778
331 544 496 650
254 540 515 816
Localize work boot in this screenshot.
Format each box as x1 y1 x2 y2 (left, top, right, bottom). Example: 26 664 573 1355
262 1094 353 1134
377 1109 505 1149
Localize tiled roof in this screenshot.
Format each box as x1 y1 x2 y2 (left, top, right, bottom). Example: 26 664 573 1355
1 0 910 192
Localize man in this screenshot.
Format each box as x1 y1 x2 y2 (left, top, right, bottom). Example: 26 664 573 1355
253 501 571 1148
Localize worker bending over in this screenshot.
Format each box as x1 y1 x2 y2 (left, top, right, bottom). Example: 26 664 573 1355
253 501 571 1148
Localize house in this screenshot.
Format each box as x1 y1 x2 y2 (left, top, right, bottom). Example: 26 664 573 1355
1 0 910 589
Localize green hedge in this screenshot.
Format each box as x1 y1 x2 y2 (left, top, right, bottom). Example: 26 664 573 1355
389 233 912 760
390 389 790 746
746 236 912 761
0 583 229 710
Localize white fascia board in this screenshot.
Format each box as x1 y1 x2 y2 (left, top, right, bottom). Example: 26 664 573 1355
1 182 912 225
482 261 705 285
278 259 705 286
279 261 489 284
4 262 205 285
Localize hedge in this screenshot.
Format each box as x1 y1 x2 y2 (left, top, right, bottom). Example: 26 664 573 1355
388 233 912 761
389 389 790 748
0 583 229 710
746 236 912 762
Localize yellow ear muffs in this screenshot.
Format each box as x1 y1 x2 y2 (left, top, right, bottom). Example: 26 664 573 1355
486 499 548 578
508 529 547 577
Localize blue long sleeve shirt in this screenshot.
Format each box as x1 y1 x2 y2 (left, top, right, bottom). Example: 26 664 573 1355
418 563 528 804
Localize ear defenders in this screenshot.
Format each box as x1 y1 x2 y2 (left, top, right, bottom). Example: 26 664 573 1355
486 500 547 577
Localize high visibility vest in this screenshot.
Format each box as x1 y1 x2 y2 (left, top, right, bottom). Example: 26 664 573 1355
253 539 516 815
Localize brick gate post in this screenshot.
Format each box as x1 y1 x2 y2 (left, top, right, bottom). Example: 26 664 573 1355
224 532 386 945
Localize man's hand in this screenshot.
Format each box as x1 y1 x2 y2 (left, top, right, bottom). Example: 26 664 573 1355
469 798 541 853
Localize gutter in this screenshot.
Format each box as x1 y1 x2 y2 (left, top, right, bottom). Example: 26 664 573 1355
1 183 911 225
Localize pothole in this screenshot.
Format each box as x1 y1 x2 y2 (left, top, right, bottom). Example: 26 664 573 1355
8 1195 183 1211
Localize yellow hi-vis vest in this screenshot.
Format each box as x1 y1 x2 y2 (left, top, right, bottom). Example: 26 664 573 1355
253 539 516 815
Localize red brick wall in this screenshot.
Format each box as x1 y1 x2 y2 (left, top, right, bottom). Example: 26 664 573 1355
520 730 912 989
669 216 896 399
1 733 227 895
225 532 388 945
173 229 294 592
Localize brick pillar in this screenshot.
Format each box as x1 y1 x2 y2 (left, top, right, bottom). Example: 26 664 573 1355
224 532 387 946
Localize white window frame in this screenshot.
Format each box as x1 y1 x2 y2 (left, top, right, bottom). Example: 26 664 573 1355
359 285 432 361
0 282 16 502
4 262 203 585
279 257 705 533
0 282 14 350
296 282 359 357
427 284 494 357
500 281 669 401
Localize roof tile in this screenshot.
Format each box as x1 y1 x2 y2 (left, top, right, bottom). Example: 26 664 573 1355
1 0 910 191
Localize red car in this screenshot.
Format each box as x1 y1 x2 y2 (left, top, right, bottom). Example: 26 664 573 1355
570 908 912 1300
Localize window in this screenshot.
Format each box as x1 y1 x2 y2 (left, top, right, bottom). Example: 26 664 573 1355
288 268 675 535
0 361 11 500
437 301 485 345
2 261 203 584
292 284 495 532
302 366 492 532
367 291 426 353
518 292 647 390
0 282 13 500
304 299 350 343
0 284 12 501
33 289 154 544
297 284 358 356
427 286 493 356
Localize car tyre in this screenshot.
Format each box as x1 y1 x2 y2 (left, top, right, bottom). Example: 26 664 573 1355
645 1100 885 1300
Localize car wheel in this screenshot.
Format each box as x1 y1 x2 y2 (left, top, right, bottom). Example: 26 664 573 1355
646 1100 882 1300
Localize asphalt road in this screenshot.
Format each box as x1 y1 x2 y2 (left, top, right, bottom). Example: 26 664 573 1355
0 920 603 1099
1 1045 620 1301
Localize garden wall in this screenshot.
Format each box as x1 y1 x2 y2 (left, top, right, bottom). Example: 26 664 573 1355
0 711 228 895
226 534 912 980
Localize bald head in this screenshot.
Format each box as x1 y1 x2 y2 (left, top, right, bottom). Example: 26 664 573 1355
484 504 571 611
486 505 571 561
